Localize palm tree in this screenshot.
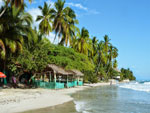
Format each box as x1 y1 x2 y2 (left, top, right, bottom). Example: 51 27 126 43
103 35 111 55
0 6 33 60
95 41 104 74
113 59 118 68
59 7 78 46
52 0 78 45
0 0 32 17
36 2 53 35
73 27 91 55
91 36 98 57
106 44 118 74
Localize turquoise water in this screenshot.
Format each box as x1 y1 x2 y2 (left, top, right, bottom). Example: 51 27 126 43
72 82 150 113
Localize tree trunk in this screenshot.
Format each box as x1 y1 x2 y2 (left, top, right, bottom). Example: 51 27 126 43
0 7 6 18
53 33 57 43
96 52 101 74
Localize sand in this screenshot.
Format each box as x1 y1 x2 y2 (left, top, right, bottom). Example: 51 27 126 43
0 82 111 113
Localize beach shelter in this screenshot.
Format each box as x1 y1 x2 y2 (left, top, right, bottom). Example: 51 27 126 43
68 70 84 86
46 64 74 88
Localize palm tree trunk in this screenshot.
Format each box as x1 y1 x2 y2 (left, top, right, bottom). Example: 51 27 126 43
53 33 57 43
96 52 101 74
0 7 6 17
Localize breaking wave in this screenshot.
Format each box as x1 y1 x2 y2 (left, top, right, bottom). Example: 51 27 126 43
119 81 150 92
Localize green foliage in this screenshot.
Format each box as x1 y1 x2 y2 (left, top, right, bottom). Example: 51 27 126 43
47 44 95 71
7 40 51 75
121 68 136 80
0 5 33 60
36 2 53 35
0 0 136 84
83 70 98 83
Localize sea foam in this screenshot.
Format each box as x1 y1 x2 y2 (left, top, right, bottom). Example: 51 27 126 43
119 81 150 92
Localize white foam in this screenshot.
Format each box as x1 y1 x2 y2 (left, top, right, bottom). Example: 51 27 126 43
119 82 150 93
143 82 150 85
74 101 86 112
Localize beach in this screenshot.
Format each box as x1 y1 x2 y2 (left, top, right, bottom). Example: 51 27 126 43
0 82 110 113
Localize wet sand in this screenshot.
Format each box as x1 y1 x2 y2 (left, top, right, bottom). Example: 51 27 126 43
22 101 77 113
0 82 111 113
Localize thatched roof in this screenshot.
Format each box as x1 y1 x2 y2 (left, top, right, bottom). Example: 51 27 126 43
68 69 84 76
114 68 121 73
47 64 72 75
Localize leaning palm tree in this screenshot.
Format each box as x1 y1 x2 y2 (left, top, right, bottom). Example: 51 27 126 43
0 5 33 60
36 2 53 35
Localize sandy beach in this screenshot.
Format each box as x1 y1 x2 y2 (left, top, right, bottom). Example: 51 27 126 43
0 82 110 113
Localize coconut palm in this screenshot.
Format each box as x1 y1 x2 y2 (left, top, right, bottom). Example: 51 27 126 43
95 41 104 73
0 6 33 60
91 36 98 57
106 44 118 74
0 0 32 17
73 27 91 55
52 0 66 42
52 0 78 45
103 35 111 54
59 7 78 46
113 59 118 68
36 2 53 35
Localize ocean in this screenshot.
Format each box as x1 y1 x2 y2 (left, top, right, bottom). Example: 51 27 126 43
73 81 150 113
24 81 150 113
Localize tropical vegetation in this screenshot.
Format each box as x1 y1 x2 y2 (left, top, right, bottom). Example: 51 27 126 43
0 0 136 84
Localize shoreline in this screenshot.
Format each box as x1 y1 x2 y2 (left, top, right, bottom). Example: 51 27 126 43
0 82 111 113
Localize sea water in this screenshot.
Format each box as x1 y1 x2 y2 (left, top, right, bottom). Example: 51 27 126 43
24 81 150 113
72 81 150 113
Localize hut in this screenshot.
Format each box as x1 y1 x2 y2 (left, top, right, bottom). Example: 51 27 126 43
40 64 75 89
47 64 73 88
34 64 84 89
68 69 84 86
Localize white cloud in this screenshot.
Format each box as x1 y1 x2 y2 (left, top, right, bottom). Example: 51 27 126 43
66 3 88 11
65 2 100 15
27 8 41 28
47 32 60 44
0 0 4 7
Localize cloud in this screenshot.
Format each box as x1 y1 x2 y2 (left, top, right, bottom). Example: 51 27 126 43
47 32 60 44
66 3 88 11
65 2 100 15
27 8 41 28
0 0 4 7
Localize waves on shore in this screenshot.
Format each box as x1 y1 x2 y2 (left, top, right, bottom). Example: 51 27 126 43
119 81 150 92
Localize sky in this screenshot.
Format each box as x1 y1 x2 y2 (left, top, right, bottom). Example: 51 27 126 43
1 0 150 80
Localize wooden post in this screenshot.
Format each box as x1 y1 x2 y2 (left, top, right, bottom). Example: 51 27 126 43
50 72 51 82
77 76 79 85
67 75 68 88
54 72 56 83
54 71 56 89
